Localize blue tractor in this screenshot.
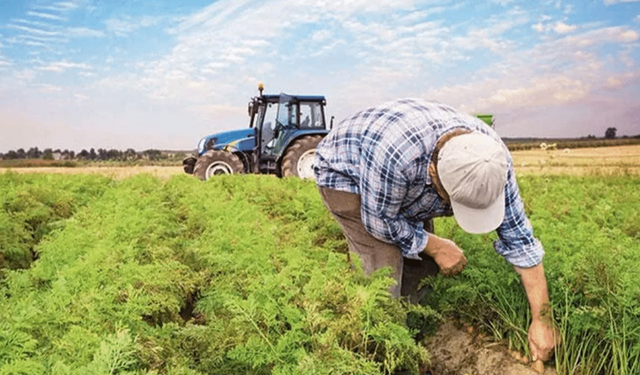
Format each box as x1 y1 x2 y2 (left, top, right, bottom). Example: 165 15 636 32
183 84 332 180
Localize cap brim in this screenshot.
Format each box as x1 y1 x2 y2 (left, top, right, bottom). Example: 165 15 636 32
450 190 506 234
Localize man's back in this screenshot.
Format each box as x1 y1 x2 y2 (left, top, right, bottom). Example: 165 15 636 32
314 98 505 195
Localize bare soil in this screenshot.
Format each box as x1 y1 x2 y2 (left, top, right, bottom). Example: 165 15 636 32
425 321 557 375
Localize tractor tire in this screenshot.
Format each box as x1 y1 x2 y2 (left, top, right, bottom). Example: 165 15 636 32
281 135 323 179
193 150 244 181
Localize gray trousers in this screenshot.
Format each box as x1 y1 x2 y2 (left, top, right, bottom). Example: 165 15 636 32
318 186 439 301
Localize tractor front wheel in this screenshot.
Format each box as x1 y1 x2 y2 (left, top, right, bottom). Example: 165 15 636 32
193 150 244 180
281 135 323 179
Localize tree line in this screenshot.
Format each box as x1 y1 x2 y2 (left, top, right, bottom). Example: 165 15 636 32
0 147 178 161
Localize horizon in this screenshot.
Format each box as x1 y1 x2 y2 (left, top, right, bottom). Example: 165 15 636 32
1 0 639 153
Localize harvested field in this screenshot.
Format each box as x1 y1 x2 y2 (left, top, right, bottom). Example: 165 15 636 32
512 144 640 175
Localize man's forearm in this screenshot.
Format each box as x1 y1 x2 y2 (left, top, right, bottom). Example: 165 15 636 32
514 262 550 320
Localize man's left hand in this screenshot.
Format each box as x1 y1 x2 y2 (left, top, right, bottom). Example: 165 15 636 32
529 316 557 362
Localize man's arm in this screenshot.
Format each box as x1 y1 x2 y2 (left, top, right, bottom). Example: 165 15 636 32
515 263 556 362
494 167 557 363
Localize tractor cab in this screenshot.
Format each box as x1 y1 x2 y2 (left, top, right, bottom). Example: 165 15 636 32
248 91 329 175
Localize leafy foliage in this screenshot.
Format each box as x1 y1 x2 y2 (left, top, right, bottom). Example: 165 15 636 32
424 175 640 375
2 171 638 375
0 173 429 374
0 172 111 272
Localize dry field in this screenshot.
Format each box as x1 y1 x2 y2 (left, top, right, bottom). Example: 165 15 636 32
0 165 184 179
511 144 640 175
1 145 639 178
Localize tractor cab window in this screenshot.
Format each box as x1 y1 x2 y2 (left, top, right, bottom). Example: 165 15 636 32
261 103 278 152
299 102 324 129
277 101 298 128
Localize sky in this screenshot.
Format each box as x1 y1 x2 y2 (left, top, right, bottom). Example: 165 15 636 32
0 0 639 153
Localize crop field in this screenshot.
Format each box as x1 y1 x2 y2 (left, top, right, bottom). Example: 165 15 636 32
0 145 639 375
2 145 639 179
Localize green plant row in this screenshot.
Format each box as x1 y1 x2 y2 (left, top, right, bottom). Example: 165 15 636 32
0 173 432 375
0 172 112 272
424 175 640 375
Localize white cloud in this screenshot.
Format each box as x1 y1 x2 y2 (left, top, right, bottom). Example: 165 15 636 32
604 0 640 4
7 24 60 37
603 71 640 89
39 61 91 73
424 23 640 123
553 22 577 33
311 29 332 42
26 11 67 21
38 84 63 93
66 27 104 38
533 21 578 34
490 0 513 5
105 15 165 36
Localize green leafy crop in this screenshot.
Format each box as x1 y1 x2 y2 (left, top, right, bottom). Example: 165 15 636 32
0 173 430 375
1 171 638 375
424 175 640 375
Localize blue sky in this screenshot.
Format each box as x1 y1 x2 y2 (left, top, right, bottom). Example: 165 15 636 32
1 0 639 152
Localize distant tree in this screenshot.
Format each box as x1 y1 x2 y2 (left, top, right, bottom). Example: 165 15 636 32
78 149 90 159
26 147 41 159
43 148 54 160
142 149 163 161
124 148 137 161
106 149 122 160
605 127 617 139
16 148 26 159
90 148 97 160
5 150 18 159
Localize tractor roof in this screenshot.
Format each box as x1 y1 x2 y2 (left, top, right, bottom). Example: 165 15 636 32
262 94 326 103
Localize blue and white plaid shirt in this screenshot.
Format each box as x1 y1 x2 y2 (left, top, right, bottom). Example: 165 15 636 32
314 98 544 268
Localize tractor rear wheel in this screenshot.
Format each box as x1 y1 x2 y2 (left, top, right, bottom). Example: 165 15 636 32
193 150 244 180
281 135 323 179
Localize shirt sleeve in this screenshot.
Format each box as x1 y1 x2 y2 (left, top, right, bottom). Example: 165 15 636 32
358 141 428 259
494 167 544 268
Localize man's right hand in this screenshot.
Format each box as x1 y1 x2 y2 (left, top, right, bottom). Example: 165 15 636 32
423 235 467 276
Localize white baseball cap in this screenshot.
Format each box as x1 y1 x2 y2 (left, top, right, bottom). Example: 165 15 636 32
437 131 509 234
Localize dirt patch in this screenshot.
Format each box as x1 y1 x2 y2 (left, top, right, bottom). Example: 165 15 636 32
425 321 556 375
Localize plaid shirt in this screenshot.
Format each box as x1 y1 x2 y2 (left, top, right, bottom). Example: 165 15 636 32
314 98 544 268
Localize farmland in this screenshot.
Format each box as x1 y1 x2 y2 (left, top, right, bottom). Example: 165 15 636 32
2 145 639 178
0 145 639 375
